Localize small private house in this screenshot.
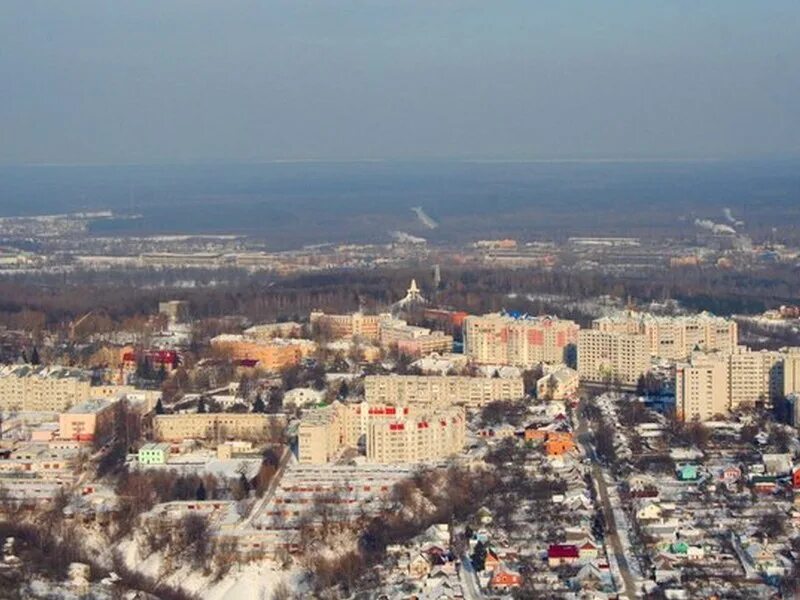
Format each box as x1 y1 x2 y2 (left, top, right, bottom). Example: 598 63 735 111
138 442 170 465
676 464 699 481
489 567 523 591
548 544 580 568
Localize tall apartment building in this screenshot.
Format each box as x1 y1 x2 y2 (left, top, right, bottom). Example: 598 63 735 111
676 347 785 421
309 311 384 342
153 413 287 442
367 406 466 464
297 400 465 464
593 311 737 360
297 403 347 464
577 330 650 386
784 348 800 397
210 334 316 371
364 375 524 409
463 313 579 367
0 365 92 412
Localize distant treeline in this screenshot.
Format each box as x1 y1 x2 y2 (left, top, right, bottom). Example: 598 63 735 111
0 262 798 334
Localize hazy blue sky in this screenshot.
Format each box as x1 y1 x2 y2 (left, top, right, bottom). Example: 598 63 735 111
2 1 799 164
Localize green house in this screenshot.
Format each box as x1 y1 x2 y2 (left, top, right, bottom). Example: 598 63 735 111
676 464 699 481
138 442 170 465
670 541 689 555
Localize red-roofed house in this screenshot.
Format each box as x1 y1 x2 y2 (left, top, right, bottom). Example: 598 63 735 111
548 544 580 568
489 568 523 591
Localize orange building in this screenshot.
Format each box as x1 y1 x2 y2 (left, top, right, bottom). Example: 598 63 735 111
524 428 576 456
59 398 118 444
210 335 316 371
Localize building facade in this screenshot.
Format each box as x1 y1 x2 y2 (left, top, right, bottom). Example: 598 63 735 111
577 330 650 386
153 413 287 442
676 347 785 421
58 398 118 444
463 313 579 367
0 365 93 412
367 406 466 463
593 311 738 361
298 401 465 464
309 311 384 342
364 375 524 409
210 335 316 371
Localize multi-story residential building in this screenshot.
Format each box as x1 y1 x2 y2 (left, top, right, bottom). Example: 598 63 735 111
244 322 303 341
297 402 348 464
153 413 287 442
210 335 316 371
784 348 800 397
379 318 453 357
675 354 730 421
367 406 466 464
297 401 464 464
0 365 92 412
676 346 785 421
463 313 579 367
58 397 118 444
309 311 384 342
593 311 738 360
577 330 650 386
364 375 524 409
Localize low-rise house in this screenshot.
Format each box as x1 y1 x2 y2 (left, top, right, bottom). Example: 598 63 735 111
489 567 523 592
676 464 699 481
138 442 170 465
548 544 580 568
750 474 778 494
762 453 792 476
578 540 600 561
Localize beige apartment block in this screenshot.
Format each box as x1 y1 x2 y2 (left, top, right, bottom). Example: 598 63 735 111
364 375 524 409
309 311 385 342
297 400 465 464
577 330 650 386
676 346 785 421
0 365 93 412
593 311 738 360
153 413 287 442
367 406 466 464
784 348 800 397
675 354 731 421
463 313 579 367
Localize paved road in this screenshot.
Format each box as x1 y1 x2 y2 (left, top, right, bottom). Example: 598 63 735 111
240 446 294 529
459 552 483 600
576 401 639 600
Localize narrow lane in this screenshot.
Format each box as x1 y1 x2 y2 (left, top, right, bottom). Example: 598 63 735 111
575 399 639 599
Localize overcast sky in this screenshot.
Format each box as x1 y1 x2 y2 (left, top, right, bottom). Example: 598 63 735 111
2 1 799 164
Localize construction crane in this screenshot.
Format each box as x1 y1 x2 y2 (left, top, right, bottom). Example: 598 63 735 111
69 310 94 342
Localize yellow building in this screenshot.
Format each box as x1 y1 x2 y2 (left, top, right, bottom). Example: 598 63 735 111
463 313 579 367
0 365 92 412
593 311 738 361
309 311 384 341
210 334 316 371
364 375 524 409
153 413 287 442
577 330 650 386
